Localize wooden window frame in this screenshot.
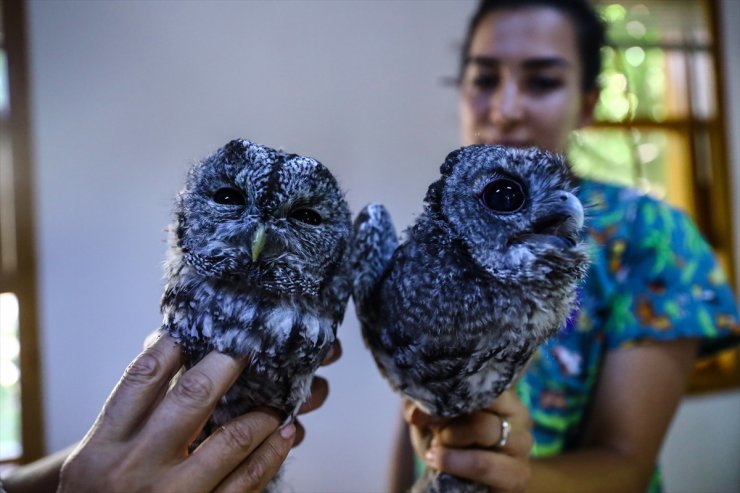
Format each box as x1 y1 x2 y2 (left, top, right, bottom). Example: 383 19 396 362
589 0 738 394
0 0 45 464
685 0 739 394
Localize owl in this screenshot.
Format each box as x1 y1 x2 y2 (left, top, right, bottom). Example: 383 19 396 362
351 145 590 493
160 139 352 455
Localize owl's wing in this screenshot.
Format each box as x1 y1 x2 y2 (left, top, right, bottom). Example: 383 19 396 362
350 203 397 317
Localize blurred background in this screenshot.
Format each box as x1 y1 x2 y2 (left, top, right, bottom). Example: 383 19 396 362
1 1 738 492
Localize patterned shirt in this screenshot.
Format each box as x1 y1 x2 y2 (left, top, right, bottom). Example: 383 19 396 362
516 178 740 492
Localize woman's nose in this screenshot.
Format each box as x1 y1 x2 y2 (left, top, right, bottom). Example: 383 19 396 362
491 80 524 127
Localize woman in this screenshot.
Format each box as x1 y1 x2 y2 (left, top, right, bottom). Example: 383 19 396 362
392 1 740 492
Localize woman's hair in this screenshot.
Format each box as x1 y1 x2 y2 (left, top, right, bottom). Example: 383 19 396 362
458 0 607 91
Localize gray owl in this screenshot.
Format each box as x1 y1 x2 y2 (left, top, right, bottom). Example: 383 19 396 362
351 145 590 493
160 139 352 464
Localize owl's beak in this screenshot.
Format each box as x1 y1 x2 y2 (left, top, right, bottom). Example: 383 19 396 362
251 224 266 262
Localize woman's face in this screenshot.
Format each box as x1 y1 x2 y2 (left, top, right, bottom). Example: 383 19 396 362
459 7 598 153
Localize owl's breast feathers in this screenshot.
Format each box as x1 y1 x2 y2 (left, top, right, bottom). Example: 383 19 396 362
380 216 559 338
161 257 341 375
362 216 575 416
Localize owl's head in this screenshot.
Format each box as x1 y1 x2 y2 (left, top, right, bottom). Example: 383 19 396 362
424 145 589 281
173 139 351 295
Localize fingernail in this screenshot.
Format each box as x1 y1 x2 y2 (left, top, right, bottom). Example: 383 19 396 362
280 423 296 439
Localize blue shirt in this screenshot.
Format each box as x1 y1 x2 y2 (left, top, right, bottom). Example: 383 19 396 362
516 179 740 492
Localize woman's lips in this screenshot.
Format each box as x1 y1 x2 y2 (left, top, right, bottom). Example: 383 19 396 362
474 133 532 148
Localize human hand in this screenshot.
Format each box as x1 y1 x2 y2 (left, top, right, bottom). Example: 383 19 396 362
57 332 336 493
404 389 533 493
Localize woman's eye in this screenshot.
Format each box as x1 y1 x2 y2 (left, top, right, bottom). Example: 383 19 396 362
472 74 499 91
213 188 246 206
289 208 322 225
481 178 525 213
527 76 563 94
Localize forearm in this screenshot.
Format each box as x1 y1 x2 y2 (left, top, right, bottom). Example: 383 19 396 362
527 449 647 493
527 340 699 493
2 445 74 493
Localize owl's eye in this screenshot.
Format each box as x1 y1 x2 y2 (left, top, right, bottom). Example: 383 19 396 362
289 208 322 225
481 178 525 213
213 188 246 206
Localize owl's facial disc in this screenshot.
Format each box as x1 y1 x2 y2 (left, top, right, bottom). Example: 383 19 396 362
511 191 583 250
249 207 322 263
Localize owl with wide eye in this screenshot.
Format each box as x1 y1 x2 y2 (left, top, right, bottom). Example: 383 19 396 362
160 139 352 462
351 145 590 493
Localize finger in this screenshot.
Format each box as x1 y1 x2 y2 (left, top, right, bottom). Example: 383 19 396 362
478 408 532 457
213 422 296 493
182 410 283 492
297 376 329 415
409 420 434 458
292 419 306 447
96 332 184 440
436 419 531 460
402 400 447 429
484 390 531 428
435 412 503 449
321 339 342 366
499 426 533 458
142 329 164 350
402 398 415 421
141 350 249 454
425 446 530 492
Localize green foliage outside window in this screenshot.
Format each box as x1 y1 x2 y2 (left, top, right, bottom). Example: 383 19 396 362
568 1 707 207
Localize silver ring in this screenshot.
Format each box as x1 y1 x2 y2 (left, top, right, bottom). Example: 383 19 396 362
495 417 511 448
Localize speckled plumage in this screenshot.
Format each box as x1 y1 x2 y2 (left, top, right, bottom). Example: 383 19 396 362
351 145 590 493
160 139 352 464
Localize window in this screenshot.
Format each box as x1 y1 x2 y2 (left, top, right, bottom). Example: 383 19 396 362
0 0 45 464
570 0 738 392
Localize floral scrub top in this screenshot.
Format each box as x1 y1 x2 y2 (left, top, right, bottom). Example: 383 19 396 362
516 178 740 492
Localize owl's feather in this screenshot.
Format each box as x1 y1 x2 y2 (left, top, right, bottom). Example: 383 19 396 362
160 139 351 490
350 203 397 303
352 145 590 492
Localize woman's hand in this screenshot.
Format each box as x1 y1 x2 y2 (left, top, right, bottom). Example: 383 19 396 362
54 332 339 493
404 389 533 493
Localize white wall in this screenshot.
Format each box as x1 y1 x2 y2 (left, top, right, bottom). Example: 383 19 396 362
26 2 470 492
661 390 740 493
24 1 739 492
